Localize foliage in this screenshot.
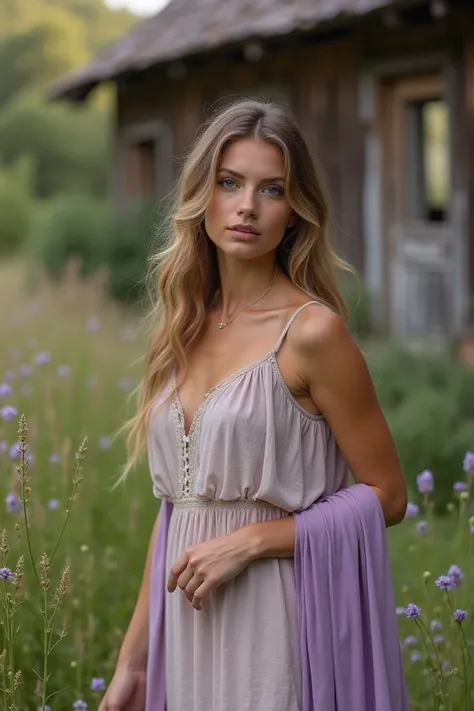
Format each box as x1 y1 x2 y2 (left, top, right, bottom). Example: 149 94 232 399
29 193 110 279
0 94 111 199
339 272 373 338
0 156 36 255
369 343 474 512
101 199 166 304
29 194 165 304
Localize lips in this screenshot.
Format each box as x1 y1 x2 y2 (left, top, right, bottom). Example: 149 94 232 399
228 224 260 235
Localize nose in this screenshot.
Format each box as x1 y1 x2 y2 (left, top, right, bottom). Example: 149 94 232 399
237 188 258 218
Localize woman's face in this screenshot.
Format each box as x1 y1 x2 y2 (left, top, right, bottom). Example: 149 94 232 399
204 138 296 260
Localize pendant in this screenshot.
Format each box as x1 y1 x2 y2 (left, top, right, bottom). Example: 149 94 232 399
217 322 227 329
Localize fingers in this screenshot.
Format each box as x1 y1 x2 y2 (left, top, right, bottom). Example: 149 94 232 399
167 553 188 591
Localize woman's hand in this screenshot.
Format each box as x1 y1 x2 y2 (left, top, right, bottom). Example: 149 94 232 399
167 528 255 611
98 661 146 711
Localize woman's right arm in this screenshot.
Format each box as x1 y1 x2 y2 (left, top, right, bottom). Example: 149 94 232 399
99 508 162 711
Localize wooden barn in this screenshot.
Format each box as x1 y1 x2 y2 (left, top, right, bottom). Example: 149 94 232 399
50 0 474 349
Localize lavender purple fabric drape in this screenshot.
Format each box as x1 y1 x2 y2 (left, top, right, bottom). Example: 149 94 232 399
145 484 409 710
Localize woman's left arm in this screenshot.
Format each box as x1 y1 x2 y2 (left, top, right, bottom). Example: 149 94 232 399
244 310 408 560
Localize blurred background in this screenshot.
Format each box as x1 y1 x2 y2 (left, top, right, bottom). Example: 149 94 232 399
1 1 474 709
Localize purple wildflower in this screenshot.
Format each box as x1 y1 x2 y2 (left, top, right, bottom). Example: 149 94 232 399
57 365 70 378
38 706 52 711
403 635 419 647
98 436 111 450
73 701 88 710
405 603 422 619
118 377 133 392
20 364 33 377
433 634 444 644
430 619 442 631
1 405 18 421
49 452 61 464
87 316 101 332
453 609 468 622
442 659 451 674
9 442 21 459
396 606 406 616
0 383 13 398
453 481 469 492
416 521 428 535
47 499 60 510
405 502 419 518
410 651 422 663
6 493 22 513
447 565 464 588
0 440 8 453
0 567 13 580
470 524 474 535
435 575 454 591
90 677 107 692
416 470 434 494
34 351 51 365
463 452 474 473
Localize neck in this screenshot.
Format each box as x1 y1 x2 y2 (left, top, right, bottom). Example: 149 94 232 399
215 259 280 316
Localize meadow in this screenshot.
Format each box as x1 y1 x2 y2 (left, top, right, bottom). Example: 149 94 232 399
0 258 472 710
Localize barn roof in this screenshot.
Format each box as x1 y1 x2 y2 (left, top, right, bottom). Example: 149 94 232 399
50 0 406 100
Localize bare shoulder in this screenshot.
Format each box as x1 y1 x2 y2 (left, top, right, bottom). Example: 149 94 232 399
289 301 356 359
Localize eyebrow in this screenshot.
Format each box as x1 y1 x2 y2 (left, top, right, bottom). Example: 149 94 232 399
217 167 285 183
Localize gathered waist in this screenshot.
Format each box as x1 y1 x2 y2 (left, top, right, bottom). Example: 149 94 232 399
170 496 290 514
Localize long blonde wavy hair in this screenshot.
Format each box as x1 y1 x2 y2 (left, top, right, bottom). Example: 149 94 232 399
115 98 354 483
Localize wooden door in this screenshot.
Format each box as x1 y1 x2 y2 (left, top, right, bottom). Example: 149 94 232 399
382 74 453 341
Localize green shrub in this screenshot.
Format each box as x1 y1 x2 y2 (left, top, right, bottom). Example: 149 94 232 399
0 155 36 254
101 199 166 304
369 343 474 512
29 193 110 279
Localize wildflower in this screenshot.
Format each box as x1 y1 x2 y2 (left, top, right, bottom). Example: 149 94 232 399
49 452 61 464
9 441 21 459
403 635 419 647
405 502 419 518
0 567 13 580
446 502 455 513
460 491 469 503
38 706 52 711
58 365 70 378
80 545 89 553
98 436 111 450
73 701 88 710
422 571 432 582
396 606 406 616
447 565 463 588
0 440 8 453
47 499 60 511
416 470 434 494
453 481 469 492
19 364 33 377
91 677 107 692
34 352 51 365
410 651 422 663
0 383 13 398
6 493 22 513
405 603 422 619
433 634 444 644
453 609 468 622
442 659 451 674
1 405 18 421
430 619 442 631
87 316 101 332
463 451 474 473
416 521 427 535
435 575 454 591
118 377 133 391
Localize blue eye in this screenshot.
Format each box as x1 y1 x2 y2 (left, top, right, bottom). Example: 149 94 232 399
264 185 283 197
218 178 237 189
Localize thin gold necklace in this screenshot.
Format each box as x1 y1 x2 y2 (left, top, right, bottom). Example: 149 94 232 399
216 271 281 329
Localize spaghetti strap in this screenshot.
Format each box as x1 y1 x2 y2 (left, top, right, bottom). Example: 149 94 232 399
273 300 325 354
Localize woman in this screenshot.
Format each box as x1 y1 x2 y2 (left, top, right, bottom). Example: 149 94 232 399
100 99 408 711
